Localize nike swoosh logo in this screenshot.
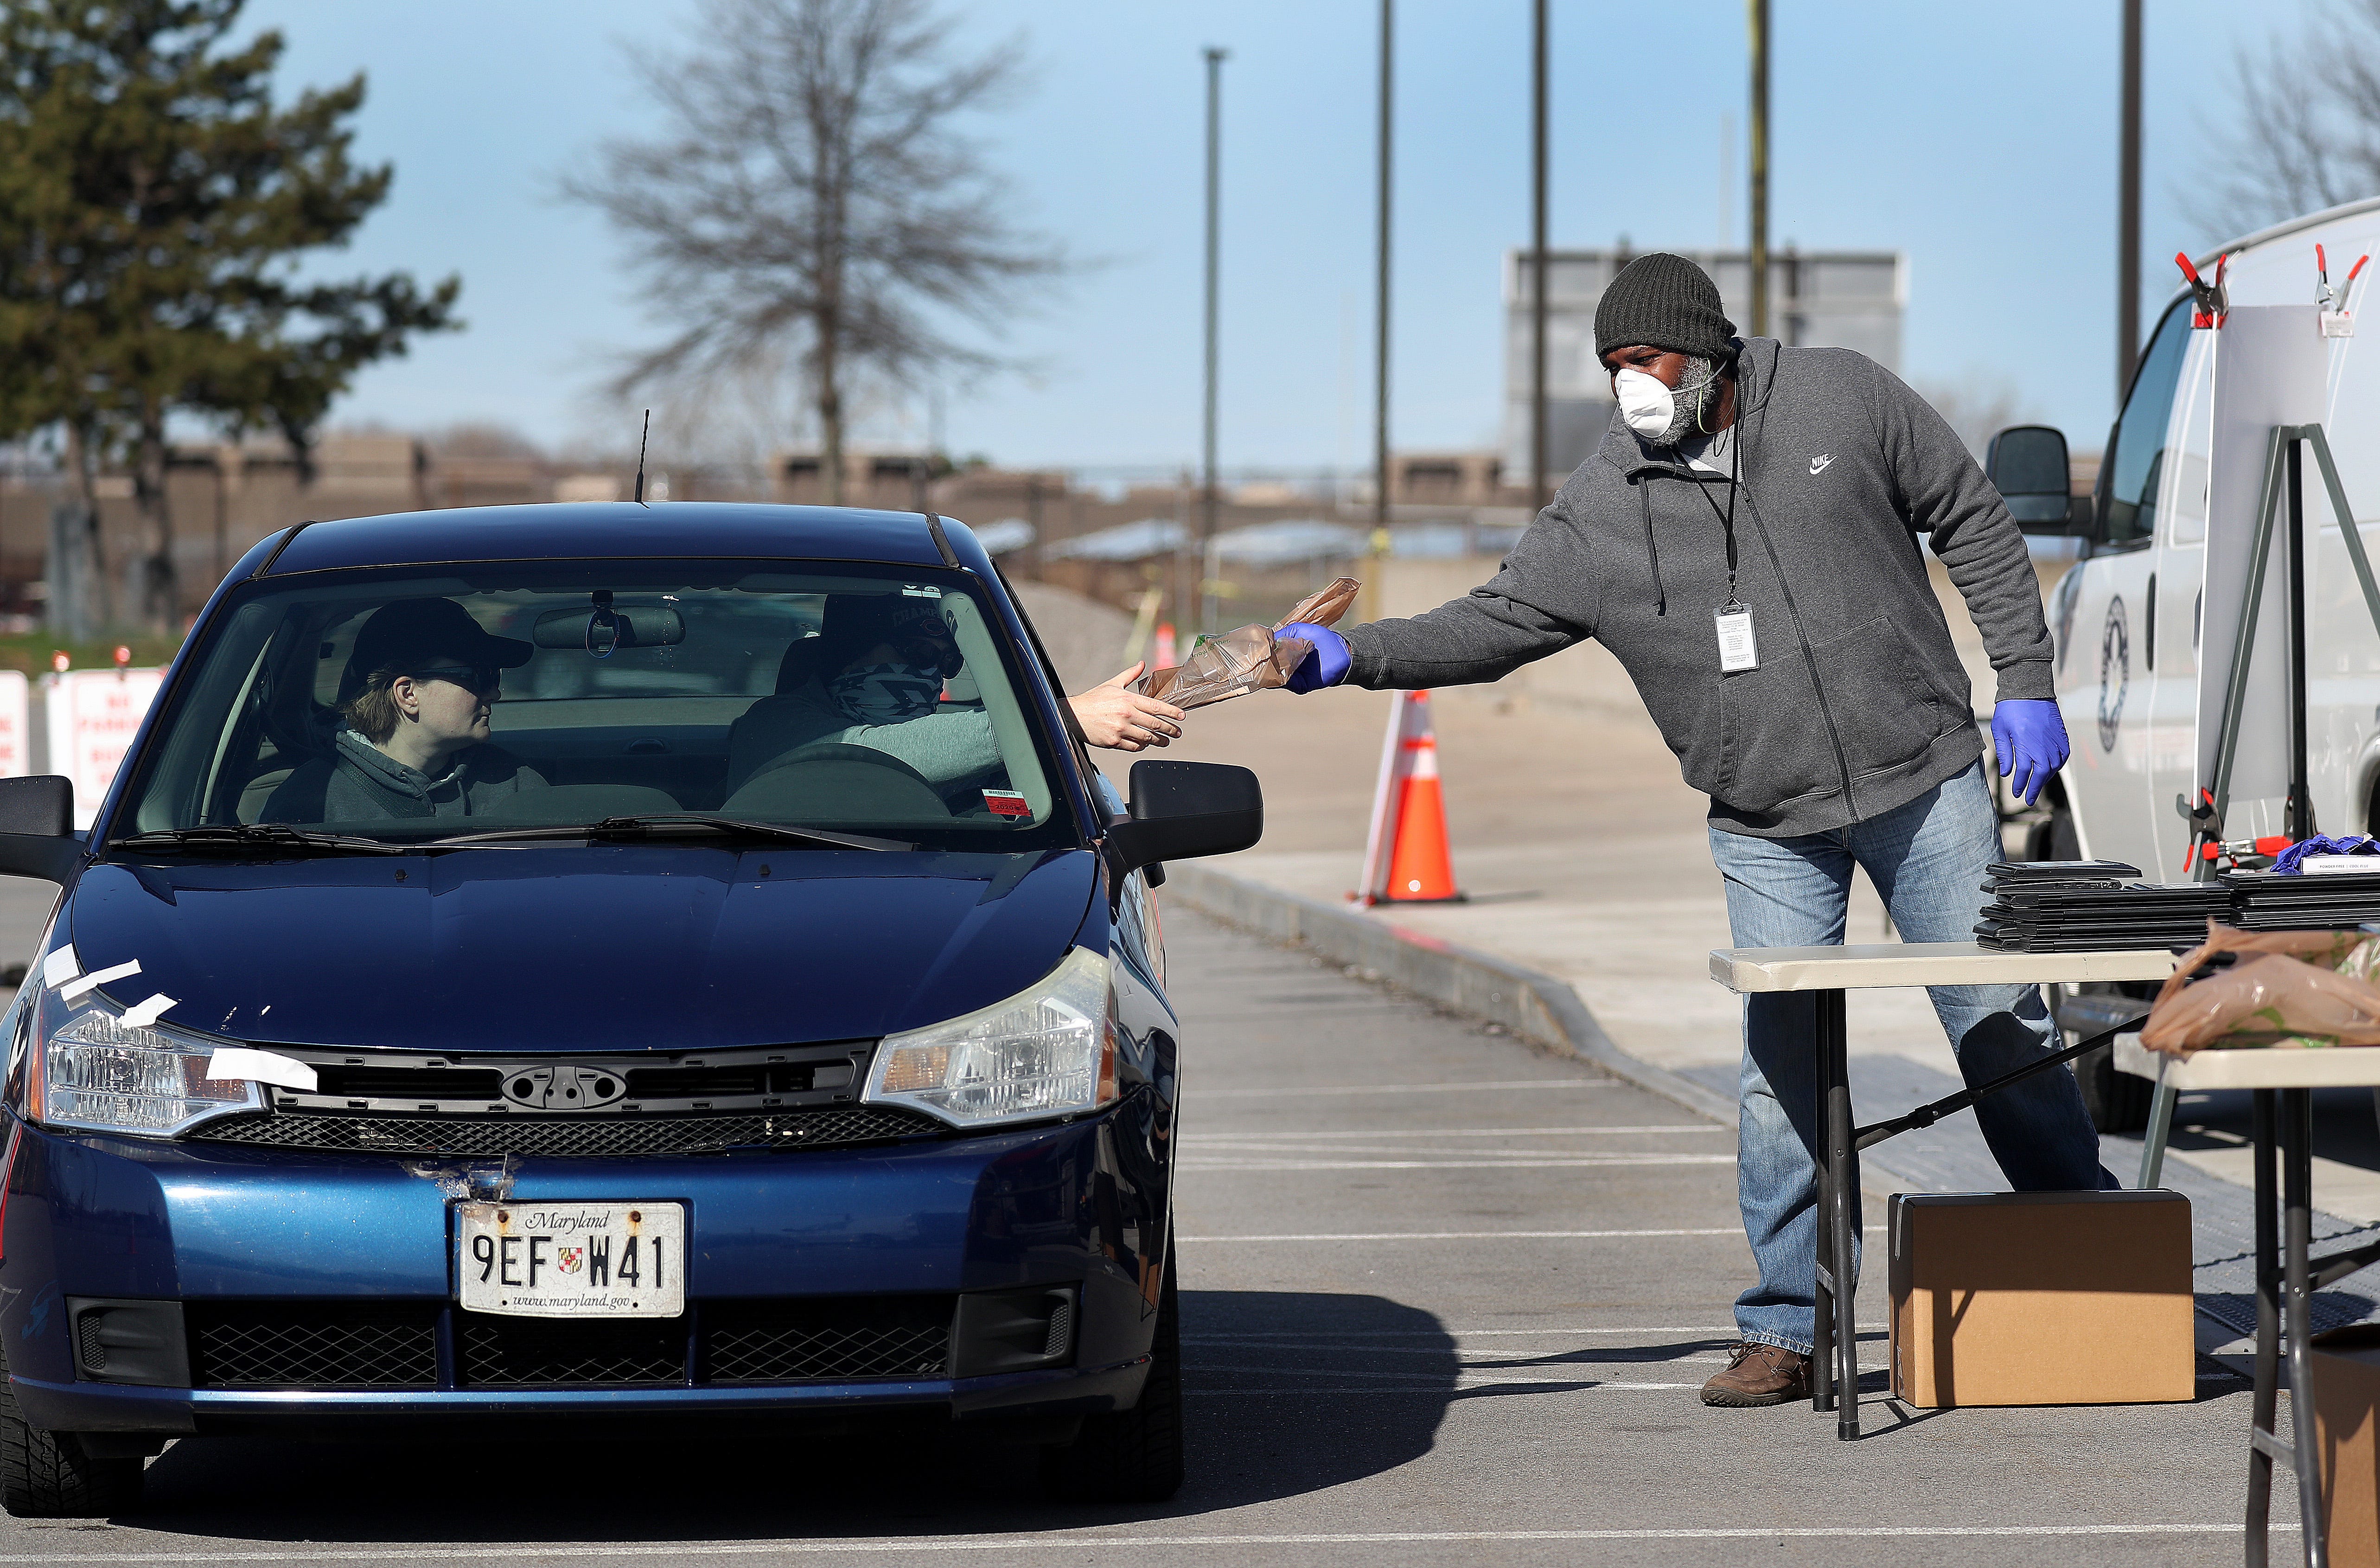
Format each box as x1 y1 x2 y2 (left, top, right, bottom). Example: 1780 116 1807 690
1809 455 1834 475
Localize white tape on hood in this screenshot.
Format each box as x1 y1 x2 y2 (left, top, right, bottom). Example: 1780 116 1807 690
59 958 139 1004
204 1045 316 1091
117 993 177 1029
39 945 78 989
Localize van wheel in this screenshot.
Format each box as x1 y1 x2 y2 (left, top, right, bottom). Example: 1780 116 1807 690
0 1347 142 1517
1040 1245 1182 1504
2072 1032 2152 1134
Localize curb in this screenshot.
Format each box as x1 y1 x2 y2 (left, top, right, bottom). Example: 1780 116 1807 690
1163 862 1740 1127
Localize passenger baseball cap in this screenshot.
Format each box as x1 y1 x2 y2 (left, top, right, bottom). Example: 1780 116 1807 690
349 599 533 678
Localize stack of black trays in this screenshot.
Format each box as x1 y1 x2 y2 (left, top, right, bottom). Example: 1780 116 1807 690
2225 869 2380 930
1975 860 2235 952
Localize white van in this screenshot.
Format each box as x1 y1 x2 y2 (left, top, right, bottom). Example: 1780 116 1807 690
1991 196 2380 1128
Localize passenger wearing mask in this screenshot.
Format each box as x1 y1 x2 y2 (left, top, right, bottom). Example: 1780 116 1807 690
724 595 1185 798
1273 253 2106 1409
264 599 545 822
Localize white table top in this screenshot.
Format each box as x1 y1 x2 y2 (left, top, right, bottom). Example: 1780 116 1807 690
1709 941 2182 994
2112 1033 2380 1089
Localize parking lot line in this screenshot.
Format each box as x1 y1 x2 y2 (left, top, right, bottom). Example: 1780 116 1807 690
0 1522 2293 1561
1184 1125 1725 1139
1194 1079 1617 1097
1191 1325 1760 1338
1179 1155 1737 1171
1179 1226 1745 1240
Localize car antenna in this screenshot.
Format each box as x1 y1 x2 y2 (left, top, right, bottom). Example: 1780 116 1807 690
633 409 651 506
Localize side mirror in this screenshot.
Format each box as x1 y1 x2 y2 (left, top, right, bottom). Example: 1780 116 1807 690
1984 424 2086 533
0 775 79 883
1105 760 1262 879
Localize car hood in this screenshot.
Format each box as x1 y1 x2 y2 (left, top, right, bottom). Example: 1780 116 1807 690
64 845 1098 1054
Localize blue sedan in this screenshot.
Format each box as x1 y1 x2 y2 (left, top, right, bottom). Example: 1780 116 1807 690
0 504 1259 1514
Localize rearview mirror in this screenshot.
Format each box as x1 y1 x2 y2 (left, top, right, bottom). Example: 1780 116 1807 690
0 775 80 882
1105 760 1262 878
531 604 686 651
1984 424 2084 532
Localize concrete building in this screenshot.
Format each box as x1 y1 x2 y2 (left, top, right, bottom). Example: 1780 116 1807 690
1503 245 1906 482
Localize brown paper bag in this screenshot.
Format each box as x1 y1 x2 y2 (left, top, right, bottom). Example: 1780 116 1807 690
1134 577 1361 711
2139 922 2380 1055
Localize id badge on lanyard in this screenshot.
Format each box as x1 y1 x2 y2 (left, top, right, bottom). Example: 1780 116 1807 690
1715 600 1758 672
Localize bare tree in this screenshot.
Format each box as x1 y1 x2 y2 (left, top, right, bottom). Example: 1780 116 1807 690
2200 0 2380 239
563 0 1064 504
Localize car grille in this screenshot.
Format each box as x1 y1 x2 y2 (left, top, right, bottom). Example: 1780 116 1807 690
180 1296 955 1389
705 1297 950 1382
462 1314 685 1386
185 1106 943 1158
188 1300 441 1389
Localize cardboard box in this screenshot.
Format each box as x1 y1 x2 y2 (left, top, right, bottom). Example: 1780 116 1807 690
2314 1325 2380 1568
1888 1190 2194 1407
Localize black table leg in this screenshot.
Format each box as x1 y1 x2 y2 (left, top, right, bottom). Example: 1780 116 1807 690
1812 990 1836 1416
2283 1088 2329 1567
1822 988 1858 1440
2247 1089 2278 1568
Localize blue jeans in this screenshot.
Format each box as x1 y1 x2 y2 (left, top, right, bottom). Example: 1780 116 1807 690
1709 760 2113 1355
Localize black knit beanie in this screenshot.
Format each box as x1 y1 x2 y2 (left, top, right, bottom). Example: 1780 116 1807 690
1594 253 1737 364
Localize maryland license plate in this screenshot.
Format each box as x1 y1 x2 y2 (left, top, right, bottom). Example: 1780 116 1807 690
457 1201 685 1318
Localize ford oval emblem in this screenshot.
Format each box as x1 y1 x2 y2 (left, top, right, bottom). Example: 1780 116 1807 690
501 1064 627 1110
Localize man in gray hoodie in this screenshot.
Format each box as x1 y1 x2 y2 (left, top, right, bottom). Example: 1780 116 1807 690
1279 253 2109 1408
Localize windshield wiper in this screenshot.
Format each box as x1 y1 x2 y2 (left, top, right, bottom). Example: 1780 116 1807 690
428 814 912 852
110 824 411 857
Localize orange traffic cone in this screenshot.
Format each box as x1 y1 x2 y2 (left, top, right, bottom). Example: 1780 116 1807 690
1356 690 1465 905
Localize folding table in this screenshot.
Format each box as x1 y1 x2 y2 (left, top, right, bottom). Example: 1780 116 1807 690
1707 940 2179 1440
2106 1042 2380 1568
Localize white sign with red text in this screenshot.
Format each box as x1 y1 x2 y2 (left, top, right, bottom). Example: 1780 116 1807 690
0 672 30 780
46 669 165 828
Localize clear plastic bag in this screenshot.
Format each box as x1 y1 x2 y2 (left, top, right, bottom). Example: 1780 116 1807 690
1134 577 1361 711
2138 922 2380 1055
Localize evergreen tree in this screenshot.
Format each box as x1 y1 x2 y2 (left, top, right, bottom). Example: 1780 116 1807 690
0 0 460 633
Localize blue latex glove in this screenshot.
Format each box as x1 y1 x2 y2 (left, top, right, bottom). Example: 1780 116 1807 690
1991 698 2070 806
1279 622 1351 693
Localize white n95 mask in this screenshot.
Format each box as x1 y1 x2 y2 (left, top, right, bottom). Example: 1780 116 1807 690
1614 360 1720 444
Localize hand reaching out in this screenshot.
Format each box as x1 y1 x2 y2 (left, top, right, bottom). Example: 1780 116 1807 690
1069 664 1187 752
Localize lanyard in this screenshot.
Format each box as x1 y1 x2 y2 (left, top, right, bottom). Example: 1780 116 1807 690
1687 424 1743 606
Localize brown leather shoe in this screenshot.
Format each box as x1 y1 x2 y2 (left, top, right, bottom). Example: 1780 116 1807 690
1700 1342 1812 1407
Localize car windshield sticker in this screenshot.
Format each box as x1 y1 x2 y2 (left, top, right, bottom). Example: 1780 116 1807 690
983 789 1030 817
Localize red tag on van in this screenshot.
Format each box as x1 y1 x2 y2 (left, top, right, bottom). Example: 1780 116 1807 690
982 790 1031 818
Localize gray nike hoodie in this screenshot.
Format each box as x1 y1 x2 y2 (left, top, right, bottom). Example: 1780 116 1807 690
1340 337 2052 838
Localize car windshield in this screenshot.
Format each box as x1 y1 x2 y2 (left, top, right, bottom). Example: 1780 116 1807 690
115 560 1078 850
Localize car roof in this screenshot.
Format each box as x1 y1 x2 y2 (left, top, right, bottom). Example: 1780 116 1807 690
258 502 960 576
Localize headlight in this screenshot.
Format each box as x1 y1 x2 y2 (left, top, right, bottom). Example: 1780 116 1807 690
862 947 1117 1128
35 997 259 1138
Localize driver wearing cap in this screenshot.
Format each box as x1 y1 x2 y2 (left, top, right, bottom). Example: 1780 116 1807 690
263 598 547 823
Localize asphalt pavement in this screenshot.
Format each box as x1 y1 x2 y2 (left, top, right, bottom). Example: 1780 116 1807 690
0 905 2296 1565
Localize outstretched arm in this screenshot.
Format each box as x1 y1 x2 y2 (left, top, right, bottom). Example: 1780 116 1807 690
1068 664 1187 751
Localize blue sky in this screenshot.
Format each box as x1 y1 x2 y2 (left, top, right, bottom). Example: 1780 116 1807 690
242 0 2295 474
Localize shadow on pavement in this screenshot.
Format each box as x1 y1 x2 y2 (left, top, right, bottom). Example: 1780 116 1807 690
2167 1085 2380 1174
114 1291 1455 1545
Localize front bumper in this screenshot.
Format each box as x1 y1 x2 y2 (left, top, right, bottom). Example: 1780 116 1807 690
0 1096 1170 1434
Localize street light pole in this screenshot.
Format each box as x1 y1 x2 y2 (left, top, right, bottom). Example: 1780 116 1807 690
1747 0 1769 338
1530 0 1550 514
1201 45 1227 635
2118 0 2143 398
1374 0 1393 558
